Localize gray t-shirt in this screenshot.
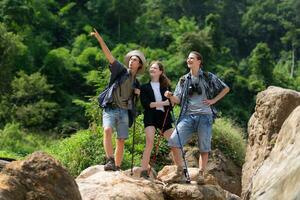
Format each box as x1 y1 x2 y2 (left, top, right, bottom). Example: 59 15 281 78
186 75 212 115
174 72 212 115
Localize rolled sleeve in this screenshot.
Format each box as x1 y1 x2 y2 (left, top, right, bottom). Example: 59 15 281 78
173 80 183 99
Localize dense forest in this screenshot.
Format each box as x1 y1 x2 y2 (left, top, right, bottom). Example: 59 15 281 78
0 0 299 170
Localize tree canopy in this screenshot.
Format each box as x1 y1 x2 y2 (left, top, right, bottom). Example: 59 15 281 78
0 0 299 132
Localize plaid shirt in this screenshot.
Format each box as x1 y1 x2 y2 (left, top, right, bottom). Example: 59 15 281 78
174 69 228 118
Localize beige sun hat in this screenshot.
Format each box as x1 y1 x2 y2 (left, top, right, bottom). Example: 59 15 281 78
124 50 146 75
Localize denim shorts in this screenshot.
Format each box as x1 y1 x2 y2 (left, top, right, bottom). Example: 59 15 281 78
102 107 129 139
168 114 213 152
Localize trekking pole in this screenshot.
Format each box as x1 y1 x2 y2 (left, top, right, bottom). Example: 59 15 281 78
167 75 192 183
170 108 191 183
130 94 137 176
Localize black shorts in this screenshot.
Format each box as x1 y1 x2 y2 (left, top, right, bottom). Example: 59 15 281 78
143 110 173 132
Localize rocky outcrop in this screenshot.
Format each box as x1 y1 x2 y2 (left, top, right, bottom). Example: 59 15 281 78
76 165 164 200
0 158 15 171
164 183 226 200
0 151 82 200
77 165 240 200
0 160 9 171
242 86 300 199
184 147 242 196
246 106 300 200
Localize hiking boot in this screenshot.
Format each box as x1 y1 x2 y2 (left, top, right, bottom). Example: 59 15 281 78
115 166 121 171
197 170 205 185
199 169 204 176
140 170 149 179
104 157 115 171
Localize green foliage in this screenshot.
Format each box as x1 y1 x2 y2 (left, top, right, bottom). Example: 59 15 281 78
0 23 28 94
48 129 104 176
0 123 34 156
13 100 58 128
0 123 58 157
0 150 22 160
0 0 299 174
43 48 77 84
11 71 54 102
71 34 94 57
180 31 214 66
162 16 200 52
123 114 146 170
212 117 246 167
73 97 102 126
248 43 274 86
0 71 59 129
42 47 90 130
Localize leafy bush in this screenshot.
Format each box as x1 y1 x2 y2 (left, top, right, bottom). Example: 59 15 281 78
0 123 58 158
0 151 22 160
0 123 36 156
47 129 105 176
212 117 246 167
1 71 59 129
46 110 170 176
123 114 146 170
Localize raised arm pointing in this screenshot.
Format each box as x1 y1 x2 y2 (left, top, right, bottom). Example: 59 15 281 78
90 28 115 64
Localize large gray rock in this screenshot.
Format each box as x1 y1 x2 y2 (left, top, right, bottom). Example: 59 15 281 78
184 147 242 196
164 183 226 200
77 165 239 200
0 151 82 200
244 106 300 200
0 160 9 171
76 165 164 200
242 86 300 196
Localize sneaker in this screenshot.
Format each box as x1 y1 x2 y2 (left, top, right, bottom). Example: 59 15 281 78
104 157 115 171
199 169 204 176
140 170 149 179
197 169 205 185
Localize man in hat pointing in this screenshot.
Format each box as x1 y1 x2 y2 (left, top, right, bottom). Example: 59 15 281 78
91 29 146 171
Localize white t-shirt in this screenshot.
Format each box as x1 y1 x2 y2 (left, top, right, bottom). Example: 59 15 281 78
150 82 164 111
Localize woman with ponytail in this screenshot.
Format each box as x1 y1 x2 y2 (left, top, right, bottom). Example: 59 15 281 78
140 61 174 179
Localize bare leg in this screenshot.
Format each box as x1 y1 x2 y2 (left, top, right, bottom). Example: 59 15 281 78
171 147 183 167
141 126 155 170
163 128 174 140
103 127 114 158
199 152 209 174
115 138 125 167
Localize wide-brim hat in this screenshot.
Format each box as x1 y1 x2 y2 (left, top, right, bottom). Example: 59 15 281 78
124 50 146 75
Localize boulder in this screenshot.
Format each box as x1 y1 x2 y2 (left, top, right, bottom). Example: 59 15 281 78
184 147 242 196
122 166 156 179
207 149 242 196
164 183 226 200
76 164 239 200
0 158 15 171
76 165 164 200
243 106 300 200
157 165 217 185
0 160 9 171
242 86 300 195
0 151 81 200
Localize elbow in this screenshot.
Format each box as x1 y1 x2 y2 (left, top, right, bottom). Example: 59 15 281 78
225 87 230 94
109 58 116 65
